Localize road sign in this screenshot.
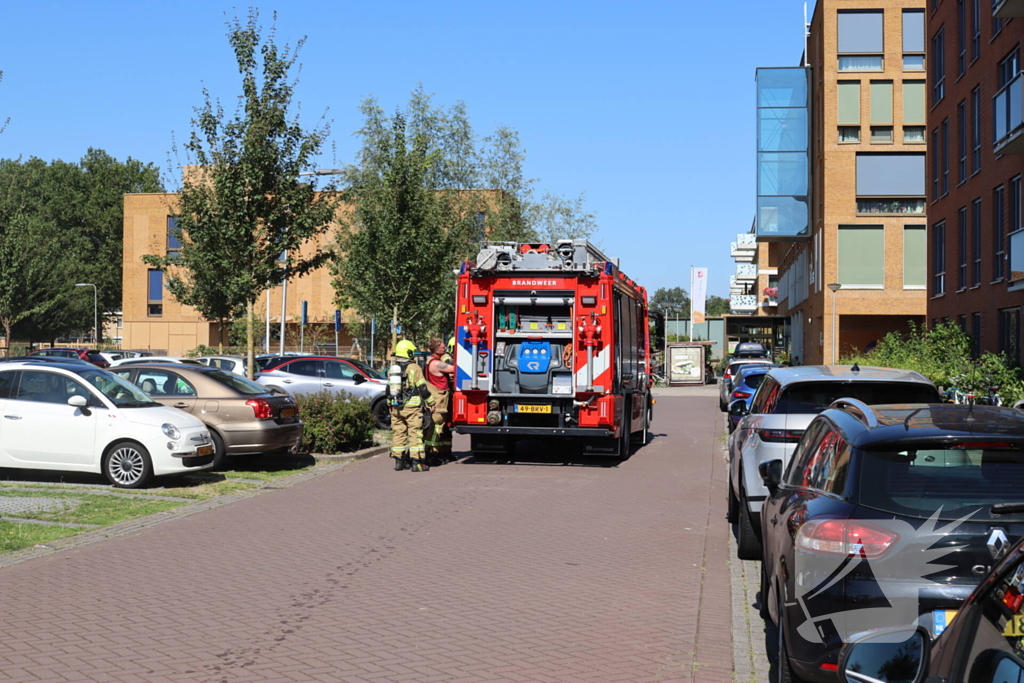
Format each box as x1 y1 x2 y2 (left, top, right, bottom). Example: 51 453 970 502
301 301 308 326
334 309 341 332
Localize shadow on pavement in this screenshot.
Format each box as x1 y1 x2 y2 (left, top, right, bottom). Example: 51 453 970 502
458 437 652 468
730 521 782 683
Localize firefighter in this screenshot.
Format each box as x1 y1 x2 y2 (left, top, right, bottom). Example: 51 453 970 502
387 339 435 472
424 337 456 465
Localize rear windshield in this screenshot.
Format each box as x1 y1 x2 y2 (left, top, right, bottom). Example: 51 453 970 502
745 374 766 390
345 359 384 380
86 352 106 363
858 446 1024 520
775 382 939 414
205 370 268 396
730 362 769 375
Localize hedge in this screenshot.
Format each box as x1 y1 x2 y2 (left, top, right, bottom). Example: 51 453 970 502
295 391 376 454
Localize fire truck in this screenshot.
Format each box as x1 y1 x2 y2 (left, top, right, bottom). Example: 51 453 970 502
451 240 652 457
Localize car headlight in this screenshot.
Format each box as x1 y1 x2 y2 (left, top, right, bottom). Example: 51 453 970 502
161 423 181 440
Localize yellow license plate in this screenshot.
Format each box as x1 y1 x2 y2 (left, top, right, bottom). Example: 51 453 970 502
197 445 214 457
281 407 296 418
515 404 551 414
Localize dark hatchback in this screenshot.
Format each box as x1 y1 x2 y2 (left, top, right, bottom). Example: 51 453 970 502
759 401 1024 682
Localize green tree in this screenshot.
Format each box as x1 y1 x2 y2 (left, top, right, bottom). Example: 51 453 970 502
145 9 339 373
649 287 690 319
706 295 731 317
332 112 473 347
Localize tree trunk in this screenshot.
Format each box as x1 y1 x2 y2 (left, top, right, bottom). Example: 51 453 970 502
218 319 225 354
246 300 255 380
390 304 398 358
2 320 9 357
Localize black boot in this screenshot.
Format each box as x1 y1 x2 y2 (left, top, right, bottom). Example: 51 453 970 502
412 460 430 472
393 456 408 471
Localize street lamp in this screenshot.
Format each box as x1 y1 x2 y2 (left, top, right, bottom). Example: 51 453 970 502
827 283 842 364
75 284 98 347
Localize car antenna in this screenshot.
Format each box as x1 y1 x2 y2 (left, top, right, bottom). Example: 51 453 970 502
851 362 860 373
903 407 923 431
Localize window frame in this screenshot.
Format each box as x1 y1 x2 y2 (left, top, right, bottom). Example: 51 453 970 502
971 86 982 175
934 220 947 296
995 184 1007 281
973 198 983 286
146 269 163 318
958 206 969 290
933 26 946 104
958 100 968 184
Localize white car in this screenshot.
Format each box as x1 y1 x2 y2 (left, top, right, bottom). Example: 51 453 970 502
99 350 152 364
110 356 205 368
0 361 215 487
193 355 248 375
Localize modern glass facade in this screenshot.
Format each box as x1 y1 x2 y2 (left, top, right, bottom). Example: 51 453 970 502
756 67 811 240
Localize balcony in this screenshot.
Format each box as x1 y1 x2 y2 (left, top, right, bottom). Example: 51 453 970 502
729 275 745 294
731 242 756 263
1010 229 1024 287
730 294 757 313
736 263 757 281
994 72 1024 155
994 0 1024 18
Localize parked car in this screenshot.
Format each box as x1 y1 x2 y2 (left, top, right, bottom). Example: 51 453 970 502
839 534 1024 683
0 356 92 366
29 348 109 368
254 354 317 371
761 400 1024 682
111 363 302 468
0 361 214 487
100 350 153 364
109 356 205 368
727 365 940 560
719 358 774 410
255 356 389 428
193 355 248 376
726 365 774 433
733 341 770 358
340 358 386 381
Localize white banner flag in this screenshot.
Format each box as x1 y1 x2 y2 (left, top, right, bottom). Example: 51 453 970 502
691 267 708 324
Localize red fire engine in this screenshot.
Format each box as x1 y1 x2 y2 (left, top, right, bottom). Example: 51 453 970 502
451 240 652 457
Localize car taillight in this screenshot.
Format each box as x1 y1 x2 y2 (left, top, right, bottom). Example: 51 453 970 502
758 429 804 443
246 399 273 419
723 372 732 381
733 391 752 399
796 519 899 559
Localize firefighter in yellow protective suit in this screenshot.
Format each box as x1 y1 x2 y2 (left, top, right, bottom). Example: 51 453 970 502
424 338 456 465
387 340 436 472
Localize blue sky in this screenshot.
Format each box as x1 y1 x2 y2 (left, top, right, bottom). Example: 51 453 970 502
0 1 809 299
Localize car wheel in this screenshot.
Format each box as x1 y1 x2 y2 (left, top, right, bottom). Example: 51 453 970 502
210 431 227 470
104 441 153 489
372 399 391 430
727 474 739 524
776 594 806 683
736 488 763 560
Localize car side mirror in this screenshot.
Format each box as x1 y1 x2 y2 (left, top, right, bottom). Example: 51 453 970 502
68 394 90 411
839 628 928 683
352 374 367 385
728 400 749 418
758 460 783 494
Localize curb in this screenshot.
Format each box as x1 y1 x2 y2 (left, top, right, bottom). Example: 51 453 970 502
310 444 389 463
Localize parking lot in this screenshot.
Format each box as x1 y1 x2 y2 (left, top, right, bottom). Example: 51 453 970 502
0 387 783 682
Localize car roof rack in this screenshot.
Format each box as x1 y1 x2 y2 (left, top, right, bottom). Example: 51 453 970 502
829 397 879 428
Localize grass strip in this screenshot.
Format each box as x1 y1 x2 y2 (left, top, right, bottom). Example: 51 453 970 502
0 489 184 526
0 522 81 553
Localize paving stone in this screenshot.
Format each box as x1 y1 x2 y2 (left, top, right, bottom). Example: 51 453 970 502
0 497 79 516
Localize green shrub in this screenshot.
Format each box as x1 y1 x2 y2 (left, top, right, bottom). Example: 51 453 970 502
295 391 376 454
841 322 1024 406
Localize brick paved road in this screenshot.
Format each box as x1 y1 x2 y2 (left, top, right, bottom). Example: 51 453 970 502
0 390 736 682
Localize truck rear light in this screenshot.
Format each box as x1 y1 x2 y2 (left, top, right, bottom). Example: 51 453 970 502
796 519 898 559
488 399 500 410
246 399 274 420
758 429 804 443
732 391 752 399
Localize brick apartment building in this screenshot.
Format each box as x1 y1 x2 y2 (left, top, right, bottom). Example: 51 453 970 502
926 0 1024 359
763 0 929 365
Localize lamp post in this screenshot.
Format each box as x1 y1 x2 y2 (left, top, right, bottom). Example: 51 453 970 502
827 283 842 364
75 284 98 347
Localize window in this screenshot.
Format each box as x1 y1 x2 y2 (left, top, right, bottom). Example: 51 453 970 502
904 225 927 288
0 372 15 400
147 269 163 317
971 87 982 174
957 0 966 76
473 212 486 242
840 55 884 71
942 119 950 196
135 370 196 398
958 207 968 290
934 220 947 295
970 0 980 62
932 128 940 199
994 5 1005 37
856 152 926 214
998 48 1020 89
1013 177 1024 285
282 359 320 377
838 225 885 286
904 80 926 125
115 316 123 329
973 199 983 286
14 371 92 405
933 27 946 104
325 361 359 380
1000 307 1021 360
971 312 982 357
995 185 1007 280
1013 176 1022 233
838 81 861 125
839 126 861 142
871 126 894 143
903 10 926 70
167 216 182 259
839 10 884 52
870 81 893 125
904 126 926 142
958 101 968 184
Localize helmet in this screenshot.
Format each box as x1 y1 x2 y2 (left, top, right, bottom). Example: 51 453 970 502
394 340 417 359
447 336 456 352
